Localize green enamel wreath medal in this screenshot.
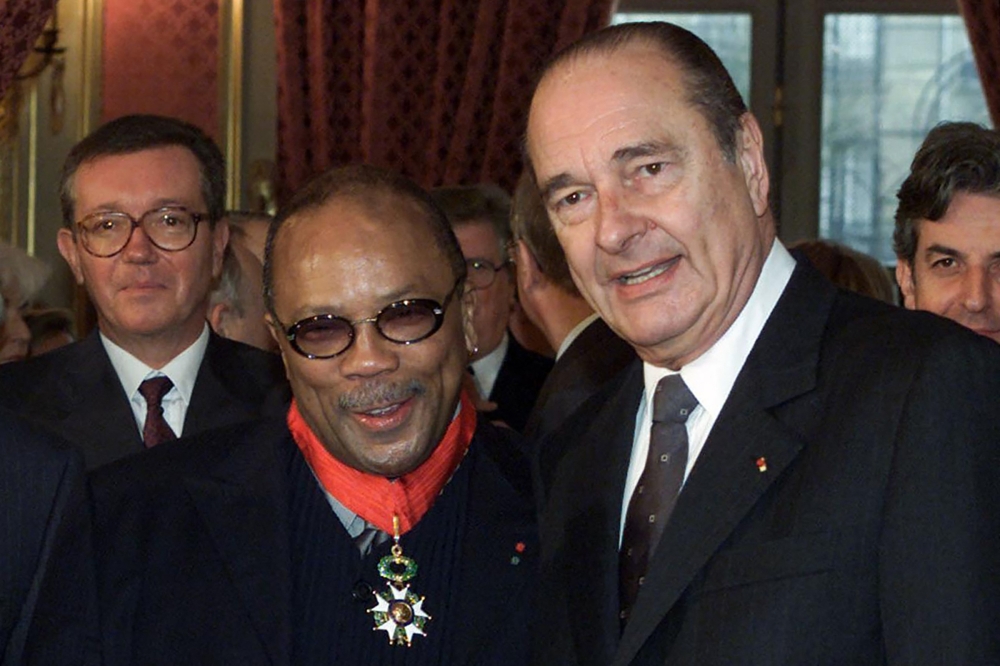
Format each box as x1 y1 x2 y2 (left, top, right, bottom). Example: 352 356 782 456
368 515 431 646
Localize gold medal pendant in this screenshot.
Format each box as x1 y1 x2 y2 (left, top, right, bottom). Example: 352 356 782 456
368 516 431 646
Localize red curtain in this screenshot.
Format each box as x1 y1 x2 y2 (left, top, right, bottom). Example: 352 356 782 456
0 0 55 101
959 0 1000 127
274 0 613 200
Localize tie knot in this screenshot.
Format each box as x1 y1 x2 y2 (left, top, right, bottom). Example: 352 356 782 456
139 376 174 406
652 375 697 425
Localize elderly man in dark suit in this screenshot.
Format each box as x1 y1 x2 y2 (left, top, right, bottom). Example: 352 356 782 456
0 115 285 469
526 22 1000 665
88 165 536 665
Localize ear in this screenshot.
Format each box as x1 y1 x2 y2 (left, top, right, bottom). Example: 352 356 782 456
736 113 770 218
56 228 85 285
461 284 479 359
895 260 916 309
514 240 544 294
263 311 292 377
211 219 230 279
208 302 231 337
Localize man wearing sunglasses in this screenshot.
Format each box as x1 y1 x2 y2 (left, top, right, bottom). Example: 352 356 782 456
86 165 536 664
0 115 286 469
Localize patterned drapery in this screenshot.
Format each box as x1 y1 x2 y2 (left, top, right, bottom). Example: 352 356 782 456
959 0 1000 127
0 0 56 101
274 0 613 200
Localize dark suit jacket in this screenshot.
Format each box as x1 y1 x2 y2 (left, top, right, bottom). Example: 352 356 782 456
89 416 537 665
0 407 98 666
488 332 553 432
524 318 634 441
533 260 1000 665
0 329 287 469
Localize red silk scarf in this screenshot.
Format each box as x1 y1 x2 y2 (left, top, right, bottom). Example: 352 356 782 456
287 391 476 535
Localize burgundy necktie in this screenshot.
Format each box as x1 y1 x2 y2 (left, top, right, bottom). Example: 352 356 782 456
139 376 177 448
619 374 697 626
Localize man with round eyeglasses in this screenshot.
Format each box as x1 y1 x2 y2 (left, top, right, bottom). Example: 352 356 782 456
84 164 537 664
431 183 553 432
0 114 286 469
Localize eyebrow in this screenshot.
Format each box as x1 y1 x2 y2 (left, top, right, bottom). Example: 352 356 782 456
923 244 969 263
537 173 579 206
288 283 424 322
610 140 678 164
537 140 682 203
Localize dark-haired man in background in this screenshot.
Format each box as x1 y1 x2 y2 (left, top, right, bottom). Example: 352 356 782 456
88 165 536 664
894 121 1000 343
527 22 1000 665
0 114 285 468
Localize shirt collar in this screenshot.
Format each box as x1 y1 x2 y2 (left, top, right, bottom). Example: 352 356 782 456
557 312 600 360
469 330 509 398
642 239 795 420
101 324 211 404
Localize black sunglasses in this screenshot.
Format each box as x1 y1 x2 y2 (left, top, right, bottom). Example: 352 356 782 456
280 278 463 359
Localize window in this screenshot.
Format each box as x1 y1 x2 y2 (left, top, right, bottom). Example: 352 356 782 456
820 15 989 263
613 1 990 265
612 13 753 103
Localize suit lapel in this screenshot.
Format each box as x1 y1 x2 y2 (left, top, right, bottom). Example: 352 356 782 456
183 333 252 435
544 362 643 662
183 426 292 666
55 333 142 466
614 263 837 666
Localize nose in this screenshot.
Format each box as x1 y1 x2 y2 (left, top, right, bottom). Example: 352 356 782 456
960 266 992 313
593 188 647 254
119 223 158 262
337 321 399 378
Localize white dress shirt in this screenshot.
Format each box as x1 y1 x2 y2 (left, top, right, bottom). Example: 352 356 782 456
102 324 210 438
619 241 796 543
469 330 508 399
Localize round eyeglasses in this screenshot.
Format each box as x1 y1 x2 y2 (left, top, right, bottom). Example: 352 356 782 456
75 206 206 258
280 278 464 359
465 257 511 290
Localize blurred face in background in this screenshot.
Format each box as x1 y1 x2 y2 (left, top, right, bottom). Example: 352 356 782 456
453 219 515 360
0 286 31 364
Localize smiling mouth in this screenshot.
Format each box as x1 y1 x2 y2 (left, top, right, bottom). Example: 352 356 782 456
361 402 404 418
616 258 679 286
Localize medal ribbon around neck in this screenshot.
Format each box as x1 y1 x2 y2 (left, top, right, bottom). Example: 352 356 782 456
287 390 476 646
287 390 476 536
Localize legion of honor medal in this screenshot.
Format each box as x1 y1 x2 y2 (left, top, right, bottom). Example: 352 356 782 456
368 515 431 646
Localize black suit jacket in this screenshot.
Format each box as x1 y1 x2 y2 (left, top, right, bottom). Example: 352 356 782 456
488 333 553 432
0 329 287 468
533 260 1000 665
89 416 537 665
0 407 98 665
524 318 634 441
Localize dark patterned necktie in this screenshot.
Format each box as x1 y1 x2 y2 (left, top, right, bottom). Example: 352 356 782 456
619 374 697 626
139 376 177 448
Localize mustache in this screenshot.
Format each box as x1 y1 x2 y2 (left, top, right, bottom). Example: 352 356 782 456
338 380 425 411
